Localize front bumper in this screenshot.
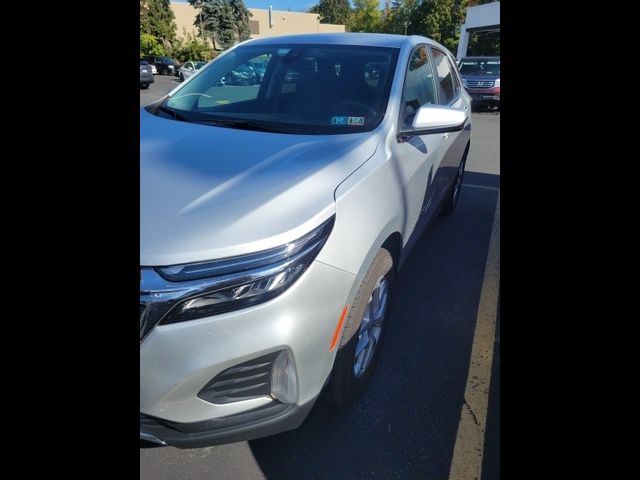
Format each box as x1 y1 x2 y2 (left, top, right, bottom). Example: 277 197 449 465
140 398 316 449
465 88 500 106
140 259 356 447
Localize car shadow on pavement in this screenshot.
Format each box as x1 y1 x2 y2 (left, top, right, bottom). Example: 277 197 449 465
249 174 500 480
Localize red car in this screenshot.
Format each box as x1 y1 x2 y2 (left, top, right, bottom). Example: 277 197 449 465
458 56 500 110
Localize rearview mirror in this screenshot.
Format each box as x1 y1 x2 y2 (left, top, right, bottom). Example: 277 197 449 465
400 104 467 139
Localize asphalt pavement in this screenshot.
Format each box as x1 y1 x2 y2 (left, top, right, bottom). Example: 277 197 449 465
140 73 181 106
139 80 500 479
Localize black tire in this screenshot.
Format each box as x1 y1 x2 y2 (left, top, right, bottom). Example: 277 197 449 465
140 83 149 89
440 144 469 216
328 248 394 406
179 72 184 82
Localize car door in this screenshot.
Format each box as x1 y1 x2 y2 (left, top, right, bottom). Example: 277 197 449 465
391 45 448 241
429 46 470 205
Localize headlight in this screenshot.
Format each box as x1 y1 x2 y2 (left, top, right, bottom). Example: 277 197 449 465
494 78 500 88
140 216 334 336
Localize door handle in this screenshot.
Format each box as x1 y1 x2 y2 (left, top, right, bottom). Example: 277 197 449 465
442 133 449 139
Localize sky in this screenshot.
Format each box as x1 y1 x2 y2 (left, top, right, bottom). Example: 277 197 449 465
172 1 387 13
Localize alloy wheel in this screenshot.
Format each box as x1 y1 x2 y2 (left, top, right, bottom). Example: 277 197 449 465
353 275 389 378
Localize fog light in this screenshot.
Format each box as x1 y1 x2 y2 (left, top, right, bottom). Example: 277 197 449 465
271 350 298 404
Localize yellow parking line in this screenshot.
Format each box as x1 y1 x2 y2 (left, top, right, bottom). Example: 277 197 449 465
448 191 500 480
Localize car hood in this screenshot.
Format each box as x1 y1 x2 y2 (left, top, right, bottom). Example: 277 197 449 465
140 108 378 266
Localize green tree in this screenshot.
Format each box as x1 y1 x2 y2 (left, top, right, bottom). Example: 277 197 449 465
140 0 176 47
190 0 251 50
172 34 214 62
350 0 383 32
468 0 498 5
140 33 165 57
382 0 420 34
230 0 251 41
309 0 352 25
412 0 468 53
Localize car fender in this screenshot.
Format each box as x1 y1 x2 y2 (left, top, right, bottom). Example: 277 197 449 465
316 134 406 285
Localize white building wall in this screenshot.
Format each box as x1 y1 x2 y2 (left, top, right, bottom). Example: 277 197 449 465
457 2 500 59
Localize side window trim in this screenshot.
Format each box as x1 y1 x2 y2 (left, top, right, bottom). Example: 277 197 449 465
429 46 461 106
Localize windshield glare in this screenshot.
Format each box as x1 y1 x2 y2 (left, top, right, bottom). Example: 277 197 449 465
161 44 398 134
459 59 500 76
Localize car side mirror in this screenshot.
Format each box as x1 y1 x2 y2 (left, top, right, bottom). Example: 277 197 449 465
399 104 468 139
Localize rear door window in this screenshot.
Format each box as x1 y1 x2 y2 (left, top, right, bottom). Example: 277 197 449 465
430 48 460 105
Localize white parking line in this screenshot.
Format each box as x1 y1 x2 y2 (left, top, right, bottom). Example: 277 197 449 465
448 191 500 480
464 183 500 191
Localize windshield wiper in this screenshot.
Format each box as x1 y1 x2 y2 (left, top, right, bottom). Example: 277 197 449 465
196 118 304 134
154 105 190 122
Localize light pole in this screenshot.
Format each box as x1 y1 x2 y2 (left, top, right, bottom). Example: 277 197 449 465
404 21 411 35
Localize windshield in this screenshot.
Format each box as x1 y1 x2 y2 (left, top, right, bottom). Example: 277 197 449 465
459 59 500 76
156 43 399 134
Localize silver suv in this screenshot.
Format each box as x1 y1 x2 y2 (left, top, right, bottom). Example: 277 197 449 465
140 33 471 448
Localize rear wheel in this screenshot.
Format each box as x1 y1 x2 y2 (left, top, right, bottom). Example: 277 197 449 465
441 144 469 216
179 72 184 82
140 83 149 89
328 248 394 406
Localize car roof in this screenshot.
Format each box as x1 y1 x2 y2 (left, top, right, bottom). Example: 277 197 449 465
243 32 441 50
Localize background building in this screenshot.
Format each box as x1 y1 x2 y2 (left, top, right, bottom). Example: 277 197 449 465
457 1 500 58
171 1 345 45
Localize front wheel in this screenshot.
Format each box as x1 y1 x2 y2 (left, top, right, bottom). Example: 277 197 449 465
140 83 149 89
179 72 184 82
328 248 394 406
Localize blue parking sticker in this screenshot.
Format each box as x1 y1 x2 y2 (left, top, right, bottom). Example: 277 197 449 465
331 116 365 125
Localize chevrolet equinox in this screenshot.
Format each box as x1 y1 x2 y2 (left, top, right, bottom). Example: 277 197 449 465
140 33 471 448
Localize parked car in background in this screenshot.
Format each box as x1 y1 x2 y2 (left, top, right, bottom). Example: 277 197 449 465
150 64 157 75
178 61 207 82
457 56 500 109
139 60 154 89
145 55 180 76
220 63 258 85
140 33 471 449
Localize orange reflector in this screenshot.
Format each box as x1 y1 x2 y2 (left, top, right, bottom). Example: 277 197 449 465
329 305 350 352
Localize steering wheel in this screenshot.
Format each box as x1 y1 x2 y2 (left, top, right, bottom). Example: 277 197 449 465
329 100 376 118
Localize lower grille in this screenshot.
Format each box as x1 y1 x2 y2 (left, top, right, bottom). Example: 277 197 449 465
198 351 280 404
466 80 494 88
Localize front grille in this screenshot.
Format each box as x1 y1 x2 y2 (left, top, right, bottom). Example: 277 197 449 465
198 351 280 404
466 80 494 88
